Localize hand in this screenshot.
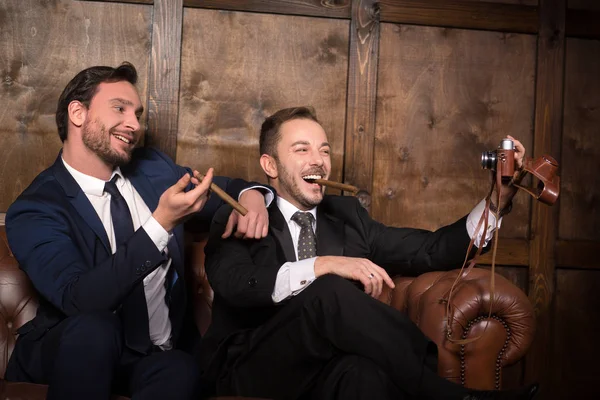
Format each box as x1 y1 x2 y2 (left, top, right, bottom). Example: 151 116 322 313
491 135 526 209
222 189 269 239
314 256 395 298
153 168 213 232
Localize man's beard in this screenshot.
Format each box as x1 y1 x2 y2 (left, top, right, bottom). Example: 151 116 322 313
276 160 324 210
82 118 133 167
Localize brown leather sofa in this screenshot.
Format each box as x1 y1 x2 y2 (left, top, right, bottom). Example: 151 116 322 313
1 225 535 399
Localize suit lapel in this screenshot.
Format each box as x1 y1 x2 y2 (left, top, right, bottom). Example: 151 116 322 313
52 154 111 253
269 206 297 263
316 207 345 257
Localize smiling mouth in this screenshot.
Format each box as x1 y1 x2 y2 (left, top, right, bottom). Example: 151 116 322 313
302 174 323 183
113 134 132 144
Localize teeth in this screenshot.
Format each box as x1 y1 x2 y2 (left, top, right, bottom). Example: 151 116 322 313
303 175 322 180
114 134 131 144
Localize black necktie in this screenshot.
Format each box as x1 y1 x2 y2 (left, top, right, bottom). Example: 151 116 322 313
104 175 150 354
291 211 317 260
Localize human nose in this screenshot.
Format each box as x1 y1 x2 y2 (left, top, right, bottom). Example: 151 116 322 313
124 112 140 132
309 152 324 166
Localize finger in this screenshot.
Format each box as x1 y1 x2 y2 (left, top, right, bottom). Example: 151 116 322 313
187 168 213 200
234 212 248 239
359 269 374 296
243 215 258 239
374 265 395 289
222 210 237 239
368 269 383 298
173 173 191 193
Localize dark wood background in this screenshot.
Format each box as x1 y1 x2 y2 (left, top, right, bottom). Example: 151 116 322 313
1 0 598 397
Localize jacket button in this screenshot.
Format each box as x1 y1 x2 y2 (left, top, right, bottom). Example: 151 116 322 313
140 265 147 272
145 260 152 267
248 277 257 287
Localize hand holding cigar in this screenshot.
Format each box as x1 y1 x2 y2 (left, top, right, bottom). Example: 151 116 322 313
194 172 248 216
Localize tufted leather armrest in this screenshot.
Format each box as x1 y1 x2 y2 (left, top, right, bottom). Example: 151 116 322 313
378 269 535 390
0 226 38 380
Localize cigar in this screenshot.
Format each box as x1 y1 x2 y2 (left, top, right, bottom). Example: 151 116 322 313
307 179 359 194
195 173 248 216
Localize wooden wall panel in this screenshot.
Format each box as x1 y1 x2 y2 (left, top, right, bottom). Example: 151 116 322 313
568 0 600 10
560 38 600 241
374 24 535 236
551 269 600 398
177 9 349 183
465 0 537 4
0 0 152 211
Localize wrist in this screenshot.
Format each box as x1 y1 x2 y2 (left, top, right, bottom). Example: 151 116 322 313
489 199 513 217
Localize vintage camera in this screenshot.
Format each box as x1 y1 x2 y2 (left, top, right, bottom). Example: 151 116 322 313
481 138 515 179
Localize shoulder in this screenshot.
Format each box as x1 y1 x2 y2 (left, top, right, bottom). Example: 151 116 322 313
320 195 365 217
126 147 189 179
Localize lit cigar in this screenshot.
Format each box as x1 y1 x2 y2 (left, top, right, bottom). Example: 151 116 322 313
307 179 359 194
195 173 248 216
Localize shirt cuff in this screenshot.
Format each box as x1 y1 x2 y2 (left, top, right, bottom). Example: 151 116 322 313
143 216 172 253
271 258 317 303
239 186 274 207
466 199 503 248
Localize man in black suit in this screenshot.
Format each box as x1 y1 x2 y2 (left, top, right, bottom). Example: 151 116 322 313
5 63 272 400
200 106 538 400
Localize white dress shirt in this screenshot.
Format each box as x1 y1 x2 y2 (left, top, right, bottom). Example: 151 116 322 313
63 159 174 349
271 197 502 304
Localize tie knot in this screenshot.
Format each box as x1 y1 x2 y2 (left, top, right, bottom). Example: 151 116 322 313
291 211 314 228
104 175 121 198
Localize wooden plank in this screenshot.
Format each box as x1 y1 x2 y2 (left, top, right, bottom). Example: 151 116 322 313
0 0 152 211
560 38 600 241
566 9 600 39
80 0 153 4
477 239 529 266
555 240 600 270
145 0 184 160
342 0 381 209
373 24 535 233
177 9 349 182
183 0 351 19
552 269 600 398
378 0 538 34
525 0 565 389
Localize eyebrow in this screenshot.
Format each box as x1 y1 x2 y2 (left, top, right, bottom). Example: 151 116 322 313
111 98 144 114
291 140 331 148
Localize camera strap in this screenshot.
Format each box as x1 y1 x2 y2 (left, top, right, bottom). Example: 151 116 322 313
444 174 502 345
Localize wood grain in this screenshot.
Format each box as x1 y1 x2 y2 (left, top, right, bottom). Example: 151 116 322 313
552 269 600 398
0 0 152 211
184 0 351 19
555 240 600 269
177 8 349 183
560 38 600 241
373 24 535 234
343 0 380 208
145 0 183 160
378 0 538 34
525 0 565 389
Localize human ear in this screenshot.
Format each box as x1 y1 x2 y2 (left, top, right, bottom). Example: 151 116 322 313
260 154 278 179
68 100 87 128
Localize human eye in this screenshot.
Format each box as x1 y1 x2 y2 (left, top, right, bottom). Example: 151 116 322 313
114 106 125 113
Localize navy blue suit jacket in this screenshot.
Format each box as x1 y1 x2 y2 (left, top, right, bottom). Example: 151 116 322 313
6 147 247 353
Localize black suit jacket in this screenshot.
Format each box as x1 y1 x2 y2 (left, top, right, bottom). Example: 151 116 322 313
200 195 477 372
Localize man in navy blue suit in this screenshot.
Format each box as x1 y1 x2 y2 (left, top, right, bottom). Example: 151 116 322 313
5 62 271 400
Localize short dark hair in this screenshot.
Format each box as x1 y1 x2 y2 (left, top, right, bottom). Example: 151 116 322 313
55 62 138 142
259 106 319 158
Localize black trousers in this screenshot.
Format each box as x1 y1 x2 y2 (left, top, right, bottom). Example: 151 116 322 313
6 311 199 400
213 275 468 400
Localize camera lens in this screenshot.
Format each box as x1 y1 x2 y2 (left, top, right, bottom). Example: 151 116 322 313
481 151 497 170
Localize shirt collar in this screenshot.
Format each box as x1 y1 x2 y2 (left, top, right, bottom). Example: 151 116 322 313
277 196 317 225
62 157 124 197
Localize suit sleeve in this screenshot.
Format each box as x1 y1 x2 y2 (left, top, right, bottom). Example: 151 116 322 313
203 205 279 308
6 197 168 316
348 198 479 276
